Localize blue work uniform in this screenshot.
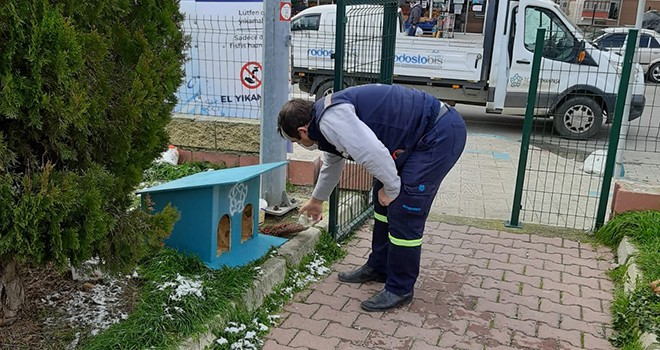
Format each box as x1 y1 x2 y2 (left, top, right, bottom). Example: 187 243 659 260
307 84 467 296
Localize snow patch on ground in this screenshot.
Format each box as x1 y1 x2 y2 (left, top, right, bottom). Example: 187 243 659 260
43 277 131 337
157 273 204 301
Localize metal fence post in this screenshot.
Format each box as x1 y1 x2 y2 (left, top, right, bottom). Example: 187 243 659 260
507 28 545 228
328 0 348 238
595 29 638 229
380 2 397 84
333 0 347 92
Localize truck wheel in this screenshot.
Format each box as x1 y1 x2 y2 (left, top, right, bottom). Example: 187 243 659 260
314 81 334 101
648 62 660 84
553 97 603 139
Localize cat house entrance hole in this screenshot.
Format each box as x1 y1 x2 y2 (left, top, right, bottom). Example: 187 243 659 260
217 214 230 257
242 204 253 242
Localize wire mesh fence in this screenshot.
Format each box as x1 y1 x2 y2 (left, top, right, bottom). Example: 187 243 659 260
510 22 656 232
175 16 265 119
576 14 659 180
174 4 396 240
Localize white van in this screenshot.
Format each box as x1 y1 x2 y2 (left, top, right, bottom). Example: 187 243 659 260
290 0 646 139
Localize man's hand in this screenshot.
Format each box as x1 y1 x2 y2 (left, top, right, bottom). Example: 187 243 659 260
378 188 395 207
300 197 324 223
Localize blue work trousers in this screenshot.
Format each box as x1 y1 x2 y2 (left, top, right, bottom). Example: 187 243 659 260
366 107 467 296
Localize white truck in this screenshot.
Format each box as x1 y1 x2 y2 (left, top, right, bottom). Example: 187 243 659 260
290 0 646 139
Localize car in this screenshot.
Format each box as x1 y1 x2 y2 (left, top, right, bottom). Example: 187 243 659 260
593 27 660 83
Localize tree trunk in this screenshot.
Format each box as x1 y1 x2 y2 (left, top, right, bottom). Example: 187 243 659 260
0 258 24 326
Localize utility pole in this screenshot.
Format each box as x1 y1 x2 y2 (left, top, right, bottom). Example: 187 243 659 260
261 0 296 215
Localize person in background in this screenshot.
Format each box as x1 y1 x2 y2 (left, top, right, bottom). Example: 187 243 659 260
277 84 467 311
292 0 306 15
407 0 423 36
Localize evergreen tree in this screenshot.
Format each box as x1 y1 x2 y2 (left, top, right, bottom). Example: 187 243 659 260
0 0 185 325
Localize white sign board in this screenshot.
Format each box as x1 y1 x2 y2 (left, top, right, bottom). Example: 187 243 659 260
175 0 264 118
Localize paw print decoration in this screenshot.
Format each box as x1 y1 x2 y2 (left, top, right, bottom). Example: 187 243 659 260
510 74 524 88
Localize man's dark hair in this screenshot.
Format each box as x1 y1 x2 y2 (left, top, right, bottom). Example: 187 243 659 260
278 98 314 140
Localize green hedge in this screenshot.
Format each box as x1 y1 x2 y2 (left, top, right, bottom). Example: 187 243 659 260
0 0 187 271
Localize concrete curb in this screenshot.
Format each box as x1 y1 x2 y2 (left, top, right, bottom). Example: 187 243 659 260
178 226 322 350
617 237 660 350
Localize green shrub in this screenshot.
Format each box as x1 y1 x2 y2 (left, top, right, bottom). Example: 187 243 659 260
0 0 186 271
597 210 660 348
595 211 660 248
142 161 226 184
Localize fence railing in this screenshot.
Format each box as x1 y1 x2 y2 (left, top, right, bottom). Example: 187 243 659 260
174 8 659 236
509 26 657 232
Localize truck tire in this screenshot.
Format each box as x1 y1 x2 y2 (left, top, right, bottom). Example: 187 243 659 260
553 96 603 140
648 62 660 84
314 81 335 101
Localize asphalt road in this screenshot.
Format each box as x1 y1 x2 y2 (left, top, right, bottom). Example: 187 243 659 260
456 83 660 164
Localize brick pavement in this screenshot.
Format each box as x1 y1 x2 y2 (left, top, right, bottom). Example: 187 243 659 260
264 222 615 350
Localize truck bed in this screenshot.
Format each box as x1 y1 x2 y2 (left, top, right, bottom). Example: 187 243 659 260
392 34 484 82
292 33 485 83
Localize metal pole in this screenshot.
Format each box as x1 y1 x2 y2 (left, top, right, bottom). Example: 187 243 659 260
260 0 292 208
328 0 348 238
595 29 638 229
591 0 596 26
381 2 397 83
614 0 645 179
507 28 546 228
464 2 468 33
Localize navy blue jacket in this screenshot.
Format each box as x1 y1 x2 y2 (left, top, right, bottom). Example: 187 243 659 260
306 84 440 159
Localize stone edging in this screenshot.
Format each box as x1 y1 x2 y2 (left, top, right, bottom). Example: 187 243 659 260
617 236 660 350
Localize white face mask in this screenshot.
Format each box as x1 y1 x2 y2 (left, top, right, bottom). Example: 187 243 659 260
300 143 318 151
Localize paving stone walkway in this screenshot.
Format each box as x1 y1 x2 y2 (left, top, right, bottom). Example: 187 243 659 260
264 222 615 350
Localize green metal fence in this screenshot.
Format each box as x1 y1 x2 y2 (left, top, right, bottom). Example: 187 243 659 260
326 0 398 240
509 26 651 232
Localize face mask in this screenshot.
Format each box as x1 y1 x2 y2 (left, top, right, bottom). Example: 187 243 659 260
300 143 318 151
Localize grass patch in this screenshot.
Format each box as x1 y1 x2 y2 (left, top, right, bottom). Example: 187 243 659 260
610 286 659 349
79 249 261 349
78 230 346 349
594 210 660 348
208 232 346 349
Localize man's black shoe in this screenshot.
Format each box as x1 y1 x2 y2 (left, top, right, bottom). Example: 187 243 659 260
360 288 413 312
337 264 386 283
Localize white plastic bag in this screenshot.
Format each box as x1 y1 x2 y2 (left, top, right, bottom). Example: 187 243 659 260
158 145 179 165
259 198 268 224
582 149 607 174
415 26 424 36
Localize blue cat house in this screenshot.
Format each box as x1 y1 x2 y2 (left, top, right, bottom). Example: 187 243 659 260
137 162 288 268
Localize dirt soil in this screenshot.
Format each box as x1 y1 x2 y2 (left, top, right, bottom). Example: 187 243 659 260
0 264 140 350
